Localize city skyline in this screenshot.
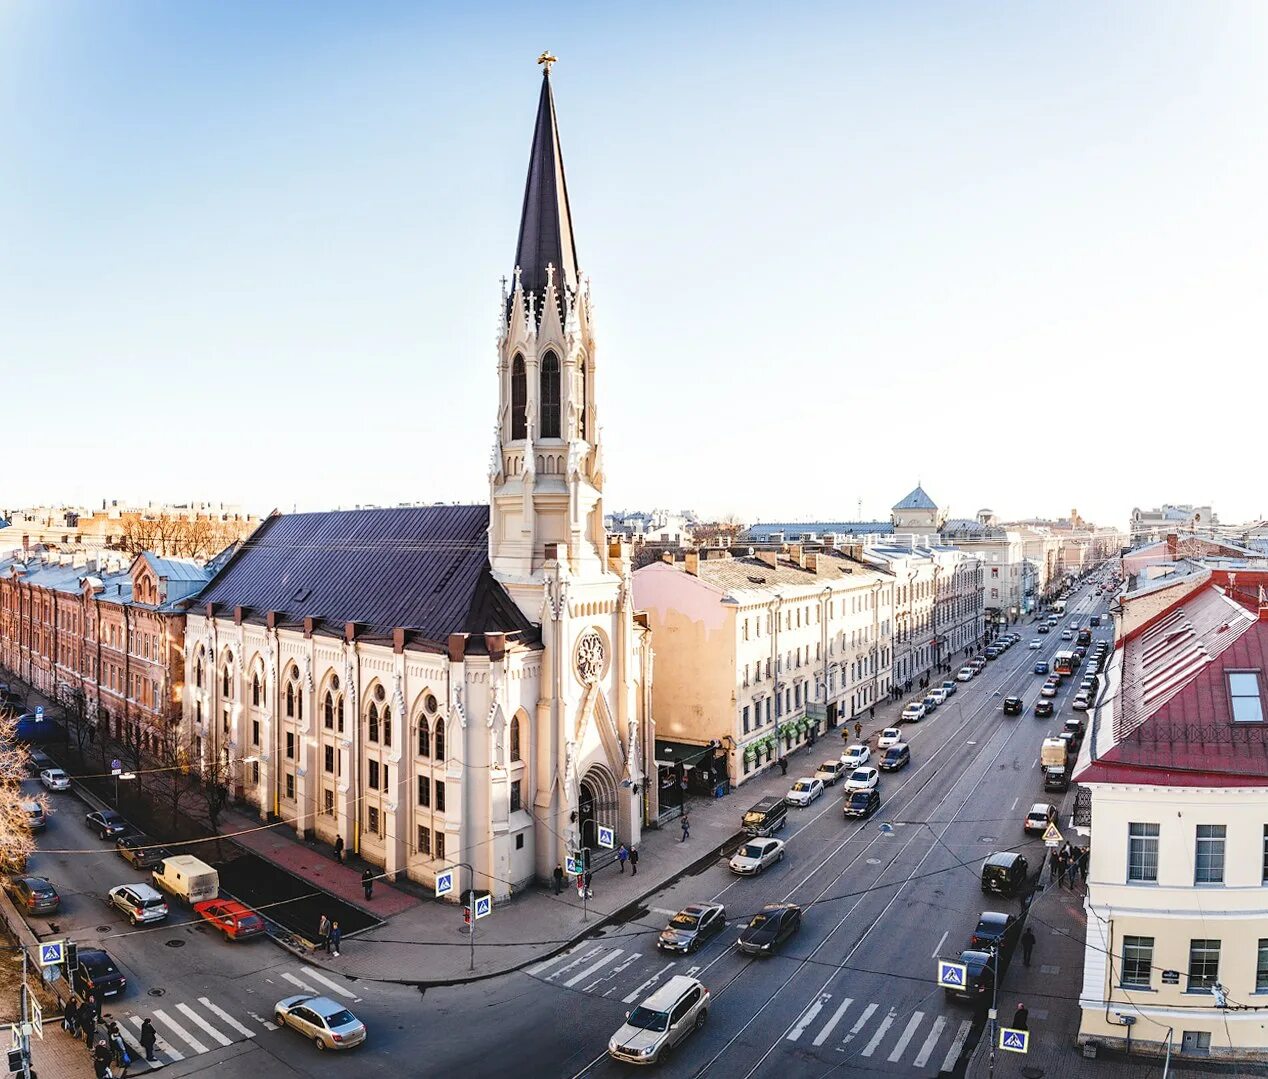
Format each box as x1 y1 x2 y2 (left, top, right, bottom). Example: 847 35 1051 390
3 2 1264 526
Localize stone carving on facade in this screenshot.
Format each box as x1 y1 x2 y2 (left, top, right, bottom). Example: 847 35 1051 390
392 672 405 724
488 427 504 485
575 630 605 684
450 679 467 730
343 655 357 717
302 655 313 693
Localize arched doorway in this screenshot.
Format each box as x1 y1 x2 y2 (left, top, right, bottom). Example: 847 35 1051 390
578 764 620 867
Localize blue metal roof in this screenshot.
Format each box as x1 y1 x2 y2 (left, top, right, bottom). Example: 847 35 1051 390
742 521 894 542
893 485 938 511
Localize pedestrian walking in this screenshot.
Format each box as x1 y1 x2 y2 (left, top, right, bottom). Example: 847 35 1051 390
1056 848 1070 888
629 847 639 875
854 721 862 740
869 705 876 720
1048 848 1061 888
79 996 97 1046
92 1039 113 1079
362 868 374 900
779 756 788 776
333 834 345 864
62 1003 78 1038
328 920 342 957
680 813 690 842
107 1019 130 1073
139 1018 157 1062
317 912 331 950
1078 846 1089 883
553 863 564 894
1011 1003 1029 1031
617 844 629 873
1021 927 1036 967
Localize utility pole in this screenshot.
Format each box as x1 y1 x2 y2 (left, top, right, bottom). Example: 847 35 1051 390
987 944 999 1079
19 948 32 1079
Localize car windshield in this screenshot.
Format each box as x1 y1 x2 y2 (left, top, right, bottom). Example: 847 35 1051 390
850 770 869 782
670 913 699 930
322 1008 356 1028
626 1007 669 1032
885 748 904 758
849 792 871 805
86 958 117 975
748 913 769 927
792 782 811 792
740 844 766 859
139 897 166 909
819 762 838 771
239 915 265 930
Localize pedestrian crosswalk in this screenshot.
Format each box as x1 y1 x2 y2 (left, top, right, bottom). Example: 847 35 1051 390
97 963 360 1071
528 943 976 1073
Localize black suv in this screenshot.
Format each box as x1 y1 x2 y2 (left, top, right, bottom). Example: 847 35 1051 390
980 853 1029 898
1002 697 1023 716
73 948 126 999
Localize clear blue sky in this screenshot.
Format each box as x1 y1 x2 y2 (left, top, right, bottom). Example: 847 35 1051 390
3 1 1265 528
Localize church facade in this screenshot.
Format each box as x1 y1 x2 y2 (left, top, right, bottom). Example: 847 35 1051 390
180 63 654 901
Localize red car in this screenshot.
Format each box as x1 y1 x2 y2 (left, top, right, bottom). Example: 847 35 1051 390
194 898 266 941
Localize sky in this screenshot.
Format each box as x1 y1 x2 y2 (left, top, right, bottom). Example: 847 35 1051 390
2 1 1266 530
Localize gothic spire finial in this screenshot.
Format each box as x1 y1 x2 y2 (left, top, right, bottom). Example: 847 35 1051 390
537 51 557 75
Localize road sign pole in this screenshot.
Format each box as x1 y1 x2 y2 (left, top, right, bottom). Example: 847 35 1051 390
988 946 999 1079
19 949 31 1079
468 888 476 972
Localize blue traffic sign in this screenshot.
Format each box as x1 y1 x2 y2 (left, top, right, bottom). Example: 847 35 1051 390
936 960 966 989
38 941 64 966
999 1027 1030 1054
474 894 492 920
34 706 44 721
597 825 615 850
435 868 455 899
565 856 581 875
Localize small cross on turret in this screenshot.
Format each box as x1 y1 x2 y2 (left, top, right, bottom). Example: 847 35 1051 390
537 51 557 74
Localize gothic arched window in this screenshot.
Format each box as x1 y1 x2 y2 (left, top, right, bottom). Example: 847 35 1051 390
221 660 232 698
511 354 527 440
286 683 295 719
324 692 335 730
383 707 392 747
252 673 261 706
539 351 561 438
510 716 521 762
433 718 445 763
580 360 588 440
368 702 380 743
417 722 430 757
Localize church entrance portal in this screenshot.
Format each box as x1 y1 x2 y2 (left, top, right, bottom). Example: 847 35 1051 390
579 766 620 868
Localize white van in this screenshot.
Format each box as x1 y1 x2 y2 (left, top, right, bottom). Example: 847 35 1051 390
152 854 219 904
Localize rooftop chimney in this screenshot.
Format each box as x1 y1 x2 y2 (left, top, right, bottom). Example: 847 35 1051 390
805 552 819 574
789 544 804 568
684 549 700 576
757 550 779 570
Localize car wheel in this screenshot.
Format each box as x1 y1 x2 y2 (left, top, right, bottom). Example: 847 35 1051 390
274 1013 285 1027
688 938 699 954
695 1010 707 1031
314 1036 327 1051
778 850 785 862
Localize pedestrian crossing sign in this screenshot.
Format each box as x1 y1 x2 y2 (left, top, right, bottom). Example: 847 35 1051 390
1042 821 1064 847
566 855 581 875
474 894 492 920
999 1027 1029 1053
435 868 455 899
936 959 967 988
597 825 615 849
37 941 64 966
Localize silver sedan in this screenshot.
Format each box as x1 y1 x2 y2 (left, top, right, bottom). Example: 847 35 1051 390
274 994 367 1051
728 838 786 876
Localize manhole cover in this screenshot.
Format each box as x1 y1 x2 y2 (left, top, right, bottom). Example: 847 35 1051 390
96 925 113 933
1020 1069 1044 1079
147 988 165 997
978 836 997 844
866 858 882 865
165 939 185 948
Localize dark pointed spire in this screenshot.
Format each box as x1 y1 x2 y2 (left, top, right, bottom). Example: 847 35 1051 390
514 59 578 319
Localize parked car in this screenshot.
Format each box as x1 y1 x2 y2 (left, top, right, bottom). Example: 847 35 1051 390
116 834 172 870
980 852 1029 898
970 910 1018 952
86 809 129 839
927 688 948 706
1072 692 1091 712
21 801 46 832
944 949 996 1005
656 903 726 954
844 766 879 792
737 903 801 956
108 883 170 926
607 976 708 1065
877 728 902 749
956 667 975 682
814 760 847 787
274 994 367 1051
843 788 881 819
922 695 940 713
72 948 126 999
841 744 870 768
729 838 785 876
879 743 910 771
901 702 927 722
785 778 824 807
1002 697 1023 716
194 898 267 941
4 875 60 915
940 681 957 697
1024 803 1057 835
38 768 70 792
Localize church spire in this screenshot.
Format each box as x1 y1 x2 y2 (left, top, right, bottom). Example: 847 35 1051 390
513 55 578 321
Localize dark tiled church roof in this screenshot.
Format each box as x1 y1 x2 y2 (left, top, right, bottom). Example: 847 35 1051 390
197 505 536 644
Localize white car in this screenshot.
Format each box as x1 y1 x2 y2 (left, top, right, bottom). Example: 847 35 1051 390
729 838 786 876
1072 692 1091 711
785 778 824 807
1028 639 1042 650
877 727 902 749
927 688 948 705
844 766 879 792
840 744 870 768
39 768 71 792
814 760 847 786
901 702 927 721
1061 630 1074 641
956 667 975 682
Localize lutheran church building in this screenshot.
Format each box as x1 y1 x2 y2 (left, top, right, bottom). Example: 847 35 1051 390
182 63 655 901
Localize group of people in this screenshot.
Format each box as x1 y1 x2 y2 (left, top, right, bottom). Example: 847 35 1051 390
1050 842 1089 888
316 913 344 956
549 842 644 899
65 991 159 1078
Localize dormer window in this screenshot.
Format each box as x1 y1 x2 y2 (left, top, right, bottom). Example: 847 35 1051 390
1228 670 1264 723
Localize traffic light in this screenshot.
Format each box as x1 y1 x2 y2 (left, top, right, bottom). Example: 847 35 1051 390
7 1048 23 1074
64 941 78 976
582 847 591 871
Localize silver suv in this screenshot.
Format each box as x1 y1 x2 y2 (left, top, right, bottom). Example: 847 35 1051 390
608 975 709 1064
108 883 169 925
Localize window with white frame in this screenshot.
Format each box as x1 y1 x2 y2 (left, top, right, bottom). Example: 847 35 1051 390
1228 671 1264 723
1194 824 1226 884
1127 822 1159 882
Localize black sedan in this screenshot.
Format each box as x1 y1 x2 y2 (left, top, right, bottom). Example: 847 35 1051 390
73 948 127 999
1033 699 1055 718
657 903 726 954
945 949 997 1005
86 809 129 839
1002 697 1023 716
737 903 802 956
843 788 881 819
969 911 1018 952
115 833 171 869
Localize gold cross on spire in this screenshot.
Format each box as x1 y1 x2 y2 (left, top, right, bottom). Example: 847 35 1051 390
537 50 557 74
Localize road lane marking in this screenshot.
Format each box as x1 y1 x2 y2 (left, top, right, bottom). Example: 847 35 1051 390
841 1002 877 1045
861 1007 896 1056
563 949 624 988
887 1011 923 1062
650 907 678 915
932 930 948 958
941 1019 973 1072
787 993 830 1041
281 972 318 994
813 997 853 1046
912 1014 946 1067
198 998 256 1038
544 946 602 982
1011 797 1019 811
153 1007 209 1055
527 948 579 977
623 962 674 1004
176 1002 232 1047
300 966 359 1000
247 1010 278 1032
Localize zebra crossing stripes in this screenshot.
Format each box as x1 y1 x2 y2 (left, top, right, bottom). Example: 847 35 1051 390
812 997 853 1047
940 1017 973 1073
198 998 257 1038
911 1014 946 1068
563 949 625 989
860 1007 896 1056
153 1007 210 1054
887 1011 923 1063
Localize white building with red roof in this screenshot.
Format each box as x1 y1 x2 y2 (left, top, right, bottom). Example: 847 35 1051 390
1075 558 1268 1059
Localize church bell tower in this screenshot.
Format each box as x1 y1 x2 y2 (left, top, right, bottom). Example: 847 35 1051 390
489 55 607 618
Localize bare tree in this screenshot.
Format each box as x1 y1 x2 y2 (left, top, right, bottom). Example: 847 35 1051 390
0 712 46 873
152 705 201 833
201 751 234 832
692 514 746 547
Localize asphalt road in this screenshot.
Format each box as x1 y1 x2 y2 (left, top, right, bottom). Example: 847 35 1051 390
13 572 1115 1079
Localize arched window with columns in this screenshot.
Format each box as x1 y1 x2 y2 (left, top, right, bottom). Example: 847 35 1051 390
510 715 521 763
511 354 526 440
539 351 561 438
